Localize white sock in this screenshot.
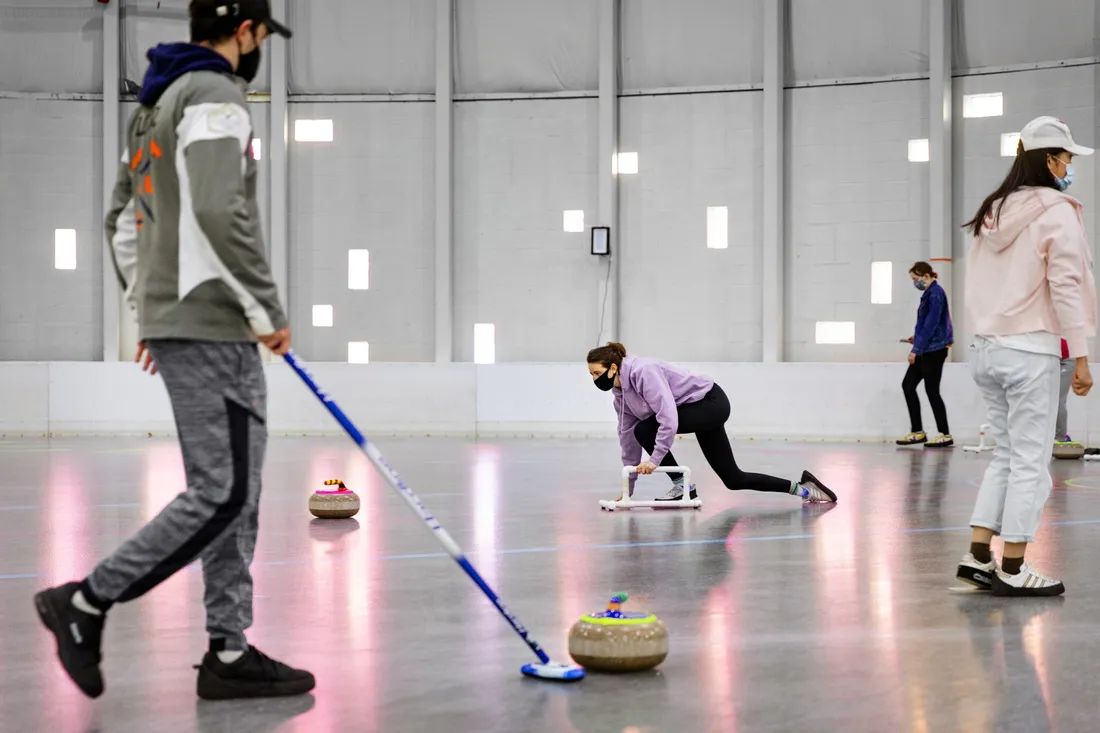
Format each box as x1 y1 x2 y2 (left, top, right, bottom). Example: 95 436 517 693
672 475 685 490
72 590 103 616
217 650 245 664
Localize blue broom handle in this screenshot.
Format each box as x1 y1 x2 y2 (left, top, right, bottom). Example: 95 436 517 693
282 351 552 665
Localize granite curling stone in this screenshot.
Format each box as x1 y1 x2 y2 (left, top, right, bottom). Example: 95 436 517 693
1053 441 1085 460
568 593 668 673
309 479 361 519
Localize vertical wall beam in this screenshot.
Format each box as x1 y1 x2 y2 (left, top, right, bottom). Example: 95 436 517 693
597 0 621 342
269 0 290 323
761 0 786 362
101 0 121 361
434 0 454 362
930 0 954 358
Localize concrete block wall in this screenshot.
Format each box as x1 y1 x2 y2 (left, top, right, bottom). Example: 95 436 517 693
289 101 436 363
0 99 103 360
619 91 764 361
785 80 930 362
453 98 600 362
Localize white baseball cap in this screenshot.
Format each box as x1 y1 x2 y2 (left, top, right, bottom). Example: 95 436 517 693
1020 116 1093 156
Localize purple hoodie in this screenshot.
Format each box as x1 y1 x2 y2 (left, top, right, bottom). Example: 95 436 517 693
613 355 715 478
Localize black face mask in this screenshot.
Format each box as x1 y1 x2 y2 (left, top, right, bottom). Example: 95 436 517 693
236 33 262 83
594 367 616 392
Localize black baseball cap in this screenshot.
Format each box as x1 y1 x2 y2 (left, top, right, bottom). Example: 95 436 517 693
190 1 293 39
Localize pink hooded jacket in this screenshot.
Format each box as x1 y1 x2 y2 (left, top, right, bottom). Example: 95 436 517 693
965 186 1096 358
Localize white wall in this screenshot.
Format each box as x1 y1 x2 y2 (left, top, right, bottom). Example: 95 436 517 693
290 101 436 362
453 98 600 362
13 360 1100 447
0 98 103 360
619 92 764 361
3 0 1100 371
785 80 930 362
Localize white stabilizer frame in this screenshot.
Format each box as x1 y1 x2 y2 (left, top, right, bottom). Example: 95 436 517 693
963 424 995 453
599 466 703 511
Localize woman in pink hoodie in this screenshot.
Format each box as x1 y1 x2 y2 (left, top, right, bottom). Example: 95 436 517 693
958 116 1096 597
585 342 836 503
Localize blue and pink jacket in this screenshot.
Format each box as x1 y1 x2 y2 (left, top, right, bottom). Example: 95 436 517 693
613 356 714 479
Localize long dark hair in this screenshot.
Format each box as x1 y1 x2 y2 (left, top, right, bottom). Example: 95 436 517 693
963 143 1064 236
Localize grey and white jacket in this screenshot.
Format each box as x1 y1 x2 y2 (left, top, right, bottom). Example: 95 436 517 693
105 53 286 343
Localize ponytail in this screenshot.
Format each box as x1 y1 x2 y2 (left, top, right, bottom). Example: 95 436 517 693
586 342 626 367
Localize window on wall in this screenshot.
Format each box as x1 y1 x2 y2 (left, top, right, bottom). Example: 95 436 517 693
907 139 929 163
474 323 495 364
250 139 262 160
295 119 334 143
54 229 76 270
563 210 585 233
962 93 1003 118
870 262 892 304
815 321 855 345
312 305 334 328
348 249 370 290
706 207 728 249
1001 132 1020 157
613 152 639 175
347 342 370 364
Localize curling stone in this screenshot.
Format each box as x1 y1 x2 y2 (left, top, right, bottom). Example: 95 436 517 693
568 593 668 673
1053 441 1085 460
309 479 360 519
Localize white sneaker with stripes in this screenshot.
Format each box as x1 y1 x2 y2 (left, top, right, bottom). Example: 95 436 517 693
991 562 1065 597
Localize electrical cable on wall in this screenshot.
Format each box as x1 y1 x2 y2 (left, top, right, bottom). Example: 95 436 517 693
595 254 612 346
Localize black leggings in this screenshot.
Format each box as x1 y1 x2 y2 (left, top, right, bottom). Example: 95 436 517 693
902 348 950 434
633 384 791 494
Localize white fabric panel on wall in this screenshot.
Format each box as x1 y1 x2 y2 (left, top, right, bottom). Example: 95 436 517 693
789 0 927 82
455 0 598 94
959 0 1094 69
620 0 762 89
123 0 270 93
288 0 434 94
0 2 102 93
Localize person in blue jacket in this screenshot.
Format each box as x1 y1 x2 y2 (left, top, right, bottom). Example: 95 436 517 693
897 261 954 448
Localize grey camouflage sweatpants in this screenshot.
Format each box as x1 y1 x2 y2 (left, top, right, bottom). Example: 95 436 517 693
82 340 267 650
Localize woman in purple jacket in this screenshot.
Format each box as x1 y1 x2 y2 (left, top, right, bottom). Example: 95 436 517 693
586 343 837 503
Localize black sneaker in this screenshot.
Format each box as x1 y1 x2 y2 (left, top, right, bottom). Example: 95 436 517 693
196 647 316 700
34 582 106 699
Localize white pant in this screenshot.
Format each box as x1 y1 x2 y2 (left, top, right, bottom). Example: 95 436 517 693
968 339 1060 543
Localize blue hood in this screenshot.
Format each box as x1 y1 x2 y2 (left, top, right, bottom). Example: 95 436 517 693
139 43 233 107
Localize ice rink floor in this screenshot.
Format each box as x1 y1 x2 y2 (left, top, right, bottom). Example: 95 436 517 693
2 436 1100 732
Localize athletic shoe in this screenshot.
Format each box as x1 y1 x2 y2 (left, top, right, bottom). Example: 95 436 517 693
925 434 954 449
196 647 316 700
655 484 698 502
34 582 106 699
896 431 927 446
799 470 837 503
991 563 1065 597
955 553 996 590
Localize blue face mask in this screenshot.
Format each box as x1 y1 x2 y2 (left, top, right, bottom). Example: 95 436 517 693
914 280 928 292
1054 163 1075 192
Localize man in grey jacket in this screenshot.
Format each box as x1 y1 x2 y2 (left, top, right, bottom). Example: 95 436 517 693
34 1 313 701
